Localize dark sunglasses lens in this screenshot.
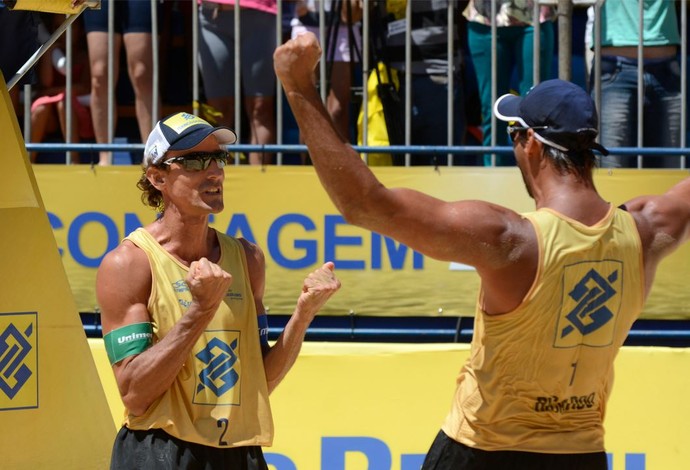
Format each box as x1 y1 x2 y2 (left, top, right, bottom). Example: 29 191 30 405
178 152 228 170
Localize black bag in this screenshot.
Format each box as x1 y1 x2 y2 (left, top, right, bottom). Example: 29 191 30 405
370 2 405 164
376 76 404 148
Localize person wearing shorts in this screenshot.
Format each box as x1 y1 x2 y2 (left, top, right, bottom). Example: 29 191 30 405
198 0 277 165
83 0 158 165
0 5 39 114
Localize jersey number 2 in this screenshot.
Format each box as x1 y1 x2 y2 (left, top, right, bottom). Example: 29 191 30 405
217 418 229 446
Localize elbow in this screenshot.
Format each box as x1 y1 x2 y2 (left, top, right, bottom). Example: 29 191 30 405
338 200 374 228
334 184 389 229
339 206 360 226
264 371 285 396
121 391 153 417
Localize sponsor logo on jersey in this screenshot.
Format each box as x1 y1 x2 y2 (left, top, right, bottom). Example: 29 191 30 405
555 261 622 348
194 333 241 405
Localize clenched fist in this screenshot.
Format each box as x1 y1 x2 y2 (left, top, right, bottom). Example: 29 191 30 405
295 262 341 323
186 257 233 316
273 31 322 94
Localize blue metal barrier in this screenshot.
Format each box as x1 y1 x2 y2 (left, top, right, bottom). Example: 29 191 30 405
25 143 690 160
79 312 690 347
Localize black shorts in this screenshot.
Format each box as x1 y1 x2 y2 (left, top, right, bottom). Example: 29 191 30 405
110 427 269 470
83 0 157 35
0 8 39 86
421 430 608 470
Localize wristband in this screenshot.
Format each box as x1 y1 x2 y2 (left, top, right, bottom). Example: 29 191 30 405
104 322 153 365
257 314 269 346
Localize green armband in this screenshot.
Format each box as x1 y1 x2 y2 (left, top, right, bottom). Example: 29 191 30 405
103 322 154 365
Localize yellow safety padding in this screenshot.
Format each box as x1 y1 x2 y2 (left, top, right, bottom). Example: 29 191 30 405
0 70 114 468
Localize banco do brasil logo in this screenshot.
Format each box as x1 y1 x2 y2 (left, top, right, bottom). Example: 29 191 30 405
555 261 622 348
0 312 38 411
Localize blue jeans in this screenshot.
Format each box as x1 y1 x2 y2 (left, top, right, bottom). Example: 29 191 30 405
591 56 681 168
467 21 555 166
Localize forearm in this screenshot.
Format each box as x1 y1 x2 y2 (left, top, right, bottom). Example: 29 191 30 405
262 314 311 394
261 261 340 393
283 85 383 223
115 306 212 415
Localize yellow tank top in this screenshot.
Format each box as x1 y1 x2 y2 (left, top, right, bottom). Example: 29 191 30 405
442 206 644 453
122 228 273 448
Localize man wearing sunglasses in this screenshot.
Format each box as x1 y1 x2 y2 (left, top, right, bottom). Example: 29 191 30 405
96 112 341 469
274 33 690 469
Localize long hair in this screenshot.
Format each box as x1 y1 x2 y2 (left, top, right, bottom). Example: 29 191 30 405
136 172 164 213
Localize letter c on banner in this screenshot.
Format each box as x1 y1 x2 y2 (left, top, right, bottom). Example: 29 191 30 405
48 212 64 256
68 212 119 268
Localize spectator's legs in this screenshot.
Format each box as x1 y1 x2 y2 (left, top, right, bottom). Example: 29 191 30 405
644 58 681 168
198 6 237 150
206 97 235 129
30 102 57 163
240 9 276 165
327 61 353 141
244 96 276 165
468 23 513 166
515 22 555 97
591 58 636 168
86 31 122 165
123 32 155 145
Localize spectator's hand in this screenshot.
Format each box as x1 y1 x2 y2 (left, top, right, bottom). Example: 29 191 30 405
186 257 233 316
274 31 321 93
294 262 341 323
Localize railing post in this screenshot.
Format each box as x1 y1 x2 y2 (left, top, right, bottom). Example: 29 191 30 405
557 0 573 81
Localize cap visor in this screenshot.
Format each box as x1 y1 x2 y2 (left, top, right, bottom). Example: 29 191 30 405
169 127 237 152
493 93 528 126
211 128 237 145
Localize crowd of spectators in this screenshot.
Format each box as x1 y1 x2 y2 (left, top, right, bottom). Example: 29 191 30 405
1 0 687 168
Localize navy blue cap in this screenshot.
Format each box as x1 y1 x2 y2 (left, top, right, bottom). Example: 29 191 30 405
493 79 609 156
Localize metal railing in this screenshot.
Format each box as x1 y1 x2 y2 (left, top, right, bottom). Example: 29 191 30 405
10 0 690 168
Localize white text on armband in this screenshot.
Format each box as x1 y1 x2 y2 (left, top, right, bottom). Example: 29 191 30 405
258 314 269 346
103 322 154 365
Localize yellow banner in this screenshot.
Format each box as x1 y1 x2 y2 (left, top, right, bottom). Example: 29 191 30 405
90 339 690 470
34 166 690 319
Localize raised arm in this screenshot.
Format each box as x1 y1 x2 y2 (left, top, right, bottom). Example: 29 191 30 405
625 176 690 293
96 242 231 416
273 32 531 269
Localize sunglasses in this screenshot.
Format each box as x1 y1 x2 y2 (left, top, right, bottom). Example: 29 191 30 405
507 125 548 142
162 150 230 171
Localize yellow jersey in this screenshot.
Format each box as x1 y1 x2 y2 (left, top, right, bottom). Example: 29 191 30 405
122 228 273 448
443 205 644 453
